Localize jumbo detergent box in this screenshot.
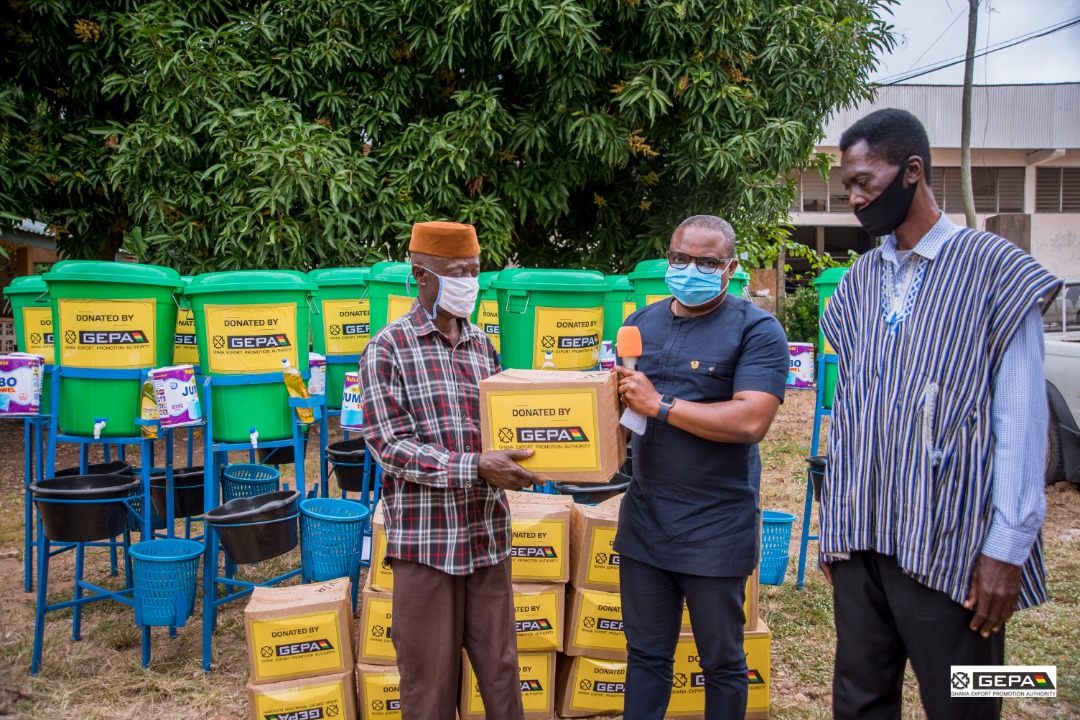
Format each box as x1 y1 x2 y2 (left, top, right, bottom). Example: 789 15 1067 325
480 369 625 484
244 577 354 684
247 670 356 720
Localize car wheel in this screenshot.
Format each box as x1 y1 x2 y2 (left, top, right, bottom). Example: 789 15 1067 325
1046 403 1065 485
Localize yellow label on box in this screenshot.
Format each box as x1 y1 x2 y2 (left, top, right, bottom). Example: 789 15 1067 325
510 519 566 582
478 299 500 353
203 302 298 374
645 293 670 305
252 677 351 719
573 589 625 653
621 301 636 321
822 296 834 354
668 630 771 715
486 388 601 471
22 307 54 362
323 298 370 354
514 588 561 651
362 593 396 662
386 295 414 324
173 307 199 365
359 668 402 720
567 657 627 714
532 305 603 370
57 299 156 369
466 652 552 715
371 527 394 592
585 526 620 587
248 610 346 681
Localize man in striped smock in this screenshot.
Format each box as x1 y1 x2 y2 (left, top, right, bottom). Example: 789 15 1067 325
820 109 1061 720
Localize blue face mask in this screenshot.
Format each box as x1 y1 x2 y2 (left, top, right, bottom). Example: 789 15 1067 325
665 263 728 307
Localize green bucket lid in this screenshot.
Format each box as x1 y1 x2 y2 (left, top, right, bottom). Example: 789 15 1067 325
814 267 849 289
733 269 750 282
491 268 606 292
370 261 414 281
3 275 48 298
43 260 183 288
628 259 669 281
478 270 500 293
184 269 313 295
309 267 372 288
605 275 632 292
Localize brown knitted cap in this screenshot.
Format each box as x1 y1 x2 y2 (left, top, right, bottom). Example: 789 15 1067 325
408 221 480 258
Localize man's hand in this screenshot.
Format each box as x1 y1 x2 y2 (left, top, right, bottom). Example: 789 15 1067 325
478 449 546 491
614 365 661 418
819 560 834 586
963 553 1023 638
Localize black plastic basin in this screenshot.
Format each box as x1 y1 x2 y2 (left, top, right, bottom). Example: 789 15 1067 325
807 455 827 501
325 438 368 492
149 466 205 519
31 474 142 542
205 490 300 564
52 460 131 477
554 472 633 504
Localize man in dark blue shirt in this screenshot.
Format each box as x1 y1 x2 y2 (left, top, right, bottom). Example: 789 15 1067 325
614 215 789 720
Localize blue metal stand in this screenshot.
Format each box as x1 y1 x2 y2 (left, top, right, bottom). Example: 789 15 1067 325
200 372 328 671
796 353 837 590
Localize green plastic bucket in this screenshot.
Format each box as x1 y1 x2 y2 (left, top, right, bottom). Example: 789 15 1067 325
813 267 850 409
603 275 636 343
493 269 606 370
173 276 200 370
310 267 371 409
471 270 501 354
4 275 54 413
367 262 417 336
184 270 313 443
628 259 670 310
729 269 751 298
42 261 182 437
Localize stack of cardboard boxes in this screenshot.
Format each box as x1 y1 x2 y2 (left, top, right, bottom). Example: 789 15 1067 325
244 578 358 720
356 501 403 720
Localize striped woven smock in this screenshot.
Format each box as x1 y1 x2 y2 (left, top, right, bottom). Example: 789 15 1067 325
820 226 1060 609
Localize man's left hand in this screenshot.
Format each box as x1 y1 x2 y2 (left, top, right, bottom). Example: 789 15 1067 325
614 366 661 418
963 553 1023 638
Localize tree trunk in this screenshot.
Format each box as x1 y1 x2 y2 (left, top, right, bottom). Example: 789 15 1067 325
960 0 979 228
100 215 128 261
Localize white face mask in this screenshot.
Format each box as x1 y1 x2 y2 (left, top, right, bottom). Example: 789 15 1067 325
419 266 479 319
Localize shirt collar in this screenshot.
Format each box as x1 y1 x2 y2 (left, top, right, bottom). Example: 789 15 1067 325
405 300 486 343
880 212 961 264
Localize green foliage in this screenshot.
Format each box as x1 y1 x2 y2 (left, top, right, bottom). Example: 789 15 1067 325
779 285 820 347
2 0 896 272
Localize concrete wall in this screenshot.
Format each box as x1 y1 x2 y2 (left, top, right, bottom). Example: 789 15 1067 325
1032 215 1080 279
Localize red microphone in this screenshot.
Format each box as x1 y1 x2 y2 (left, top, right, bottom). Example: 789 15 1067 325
616 325 642 371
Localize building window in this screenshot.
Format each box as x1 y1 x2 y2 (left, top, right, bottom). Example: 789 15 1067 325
1036 167 1080 213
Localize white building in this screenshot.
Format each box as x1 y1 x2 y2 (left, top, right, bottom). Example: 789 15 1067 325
788 83 1080 279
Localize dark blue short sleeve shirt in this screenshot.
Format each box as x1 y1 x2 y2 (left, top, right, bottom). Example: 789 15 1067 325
612 295 789 577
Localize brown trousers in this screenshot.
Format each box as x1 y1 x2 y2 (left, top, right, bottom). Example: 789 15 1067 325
390 557 524 720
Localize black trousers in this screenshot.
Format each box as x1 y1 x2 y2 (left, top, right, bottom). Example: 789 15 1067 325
620 555 748 720
832 552 1005 720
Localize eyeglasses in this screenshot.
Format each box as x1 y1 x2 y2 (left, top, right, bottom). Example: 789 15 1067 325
665 251 733 274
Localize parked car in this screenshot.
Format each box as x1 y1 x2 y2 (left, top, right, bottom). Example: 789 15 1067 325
1044 277 1080 485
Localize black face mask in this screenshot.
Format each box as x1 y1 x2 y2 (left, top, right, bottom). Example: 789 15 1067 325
854 160 917 237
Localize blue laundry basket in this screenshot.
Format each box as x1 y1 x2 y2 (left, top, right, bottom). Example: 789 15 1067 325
222 463 280 502
128 539 203 627
760 510 797 586
299 498 369 584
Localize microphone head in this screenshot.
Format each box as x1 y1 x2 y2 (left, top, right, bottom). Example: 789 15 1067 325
616 325 642 358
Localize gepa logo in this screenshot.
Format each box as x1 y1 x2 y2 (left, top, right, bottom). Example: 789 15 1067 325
516 618 553 633
973 672 1055 690
174 333 198 345
484 323 499 335
511 546 557 559
275 638 333 656
558 334 599 349
517 426 589 443
748 669 766 685
264 708 325 720
520 679 544 693
343 323 369 336
593 681 625 694
79 330 148 345
228 333 292 349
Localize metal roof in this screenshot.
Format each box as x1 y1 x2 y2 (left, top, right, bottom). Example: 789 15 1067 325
821 83 1080 150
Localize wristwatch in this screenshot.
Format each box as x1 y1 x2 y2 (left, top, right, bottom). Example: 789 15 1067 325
657 394 676 422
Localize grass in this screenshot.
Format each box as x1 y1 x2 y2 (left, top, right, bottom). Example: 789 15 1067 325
0 393 1077 718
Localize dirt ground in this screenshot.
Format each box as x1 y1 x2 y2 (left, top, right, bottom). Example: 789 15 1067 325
0 391 1077 719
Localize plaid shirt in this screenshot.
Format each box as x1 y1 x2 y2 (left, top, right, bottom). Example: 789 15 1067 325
360 301 509 575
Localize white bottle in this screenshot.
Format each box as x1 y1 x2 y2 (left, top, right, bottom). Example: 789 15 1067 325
540 351 557 371
599 341 616 371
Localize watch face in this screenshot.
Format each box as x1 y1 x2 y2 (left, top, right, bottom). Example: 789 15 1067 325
661 395 675 407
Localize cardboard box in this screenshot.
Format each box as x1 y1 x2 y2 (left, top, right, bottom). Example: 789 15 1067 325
513 582 565 652
555 653 627 718
568 496 622 592
507 492 573 583
664 620 771 719
369 501 394 592
358 584 396 666
247 670 356 720
680 568 760 633
460 650 556 720
244 578 354 684
480 369 626 483
356 663 402 720
564 586 626 661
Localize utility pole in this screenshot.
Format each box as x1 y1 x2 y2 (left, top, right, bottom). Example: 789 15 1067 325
960 0 979 228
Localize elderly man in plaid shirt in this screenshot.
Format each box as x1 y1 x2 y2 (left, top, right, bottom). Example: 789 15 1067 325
360 220 545 720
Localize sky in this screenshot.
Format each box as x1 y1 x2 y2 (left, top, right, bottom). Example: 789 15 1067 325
868 0 1080 85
